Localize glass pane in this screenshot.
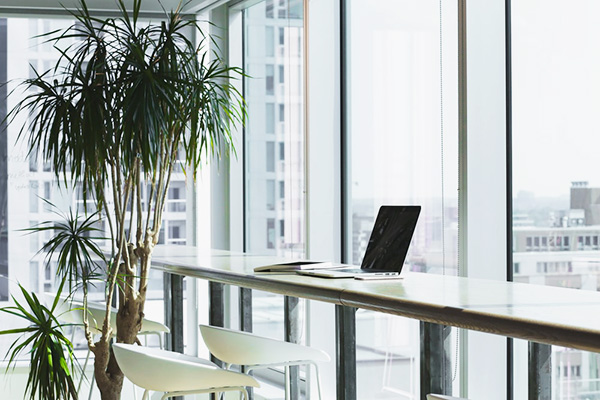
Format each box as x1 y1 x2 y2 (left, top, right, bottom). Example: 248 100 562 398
243 0 305 396
512 1 600 398
244 0 305 260
346 0 458 398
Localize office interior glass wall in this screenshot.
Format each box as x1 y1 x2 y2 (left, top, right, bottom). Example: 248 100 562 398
512 1 600 398
345 0 458 398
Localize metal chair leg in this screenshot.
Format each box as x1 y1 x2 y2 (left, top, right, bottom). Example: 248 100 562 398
284 365 291 400
312 362 324 400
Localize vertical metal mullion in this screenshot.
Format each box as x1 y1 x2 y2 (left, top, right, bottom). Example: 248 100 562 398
209 282 225 364
457 0 469 397
420 322 452 400
240 287 253 399
0 18 8 302
505 0 514 398
340 0 349 263
241 9 248 254
285 296 301 400
164 272 184 354
240 287 253 333
339 1 356 400
335 305 356 400
163 272 172 351
528 342 551 400
209 281 226 400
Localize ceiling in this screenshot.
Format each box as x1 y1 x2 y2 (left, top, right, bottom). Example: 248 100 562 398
0 0 217 16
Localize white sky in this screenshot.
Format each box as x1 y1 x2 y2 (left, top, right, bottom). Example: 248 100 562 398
349 0 600 200
511 0 600 196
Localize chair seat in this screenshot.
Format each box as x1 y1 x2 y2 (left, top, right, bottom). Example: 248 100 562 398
199 324 330 366
427 395 469 400
113 343 259 393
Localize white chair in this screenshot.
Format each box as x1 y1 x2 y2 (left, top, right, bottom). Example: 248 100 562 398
200 324 330 400
113 343 259 400
47 294 170 347
427 395 469 400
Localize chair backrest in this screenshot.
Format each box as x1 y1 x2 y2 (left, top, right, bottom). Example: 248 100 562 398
199 324 330 366
112 343 259 393
427 395 469 400
43 293 169 335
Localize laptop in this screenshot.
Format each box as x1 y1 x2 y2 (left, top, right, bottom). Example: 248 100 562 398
297 205 421 278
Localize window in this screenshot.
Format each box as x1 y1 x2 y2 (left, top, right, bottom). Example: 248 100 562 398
266 218 275 249
345 0 458 397
266 142 275 172
266 64 274 95
278 0 286 19
512 1 600 396
289 0 302 19
266 180 275 210
265 26 274 57
43 181 52 211
242 4 305 393
29 151 37 172
266 103 275 134
29 181 38 213
244 0 304 258
265 0 273 18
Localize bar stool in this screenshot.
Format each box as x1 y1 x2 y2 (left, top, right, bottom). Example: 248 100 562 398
200 324 330 400
113 343 259 400
47 294 170 347
427 395 469 400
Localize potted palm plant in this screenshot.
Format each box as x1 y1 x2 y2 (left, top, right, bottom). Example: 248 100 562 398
5 0 244 398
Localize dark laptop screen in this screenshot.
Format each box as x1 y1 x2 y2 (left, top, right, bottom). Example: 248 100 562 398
360 205 421 271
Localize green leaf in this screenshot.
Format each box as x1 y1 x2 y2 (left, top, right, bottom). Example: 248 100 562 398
0 282 78 400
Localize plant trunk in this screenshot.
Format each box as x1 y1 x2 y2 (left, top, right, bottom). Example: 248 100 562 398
92 340 124 400
92 253 151 400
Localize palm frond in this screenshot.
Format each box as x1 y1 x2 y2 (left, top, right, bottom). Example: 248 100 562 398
0 281 78 400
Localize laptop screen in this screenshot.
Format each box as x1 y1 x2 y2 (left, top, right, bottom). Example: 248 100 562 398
360 205 421 271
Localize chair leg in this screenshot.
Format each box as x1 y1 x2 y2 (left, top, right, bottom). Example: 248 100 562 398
312 362 324 400
87 368 95 400
142 389 150 400
241 387 249 400
284 365 290 400
77 347 91 394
